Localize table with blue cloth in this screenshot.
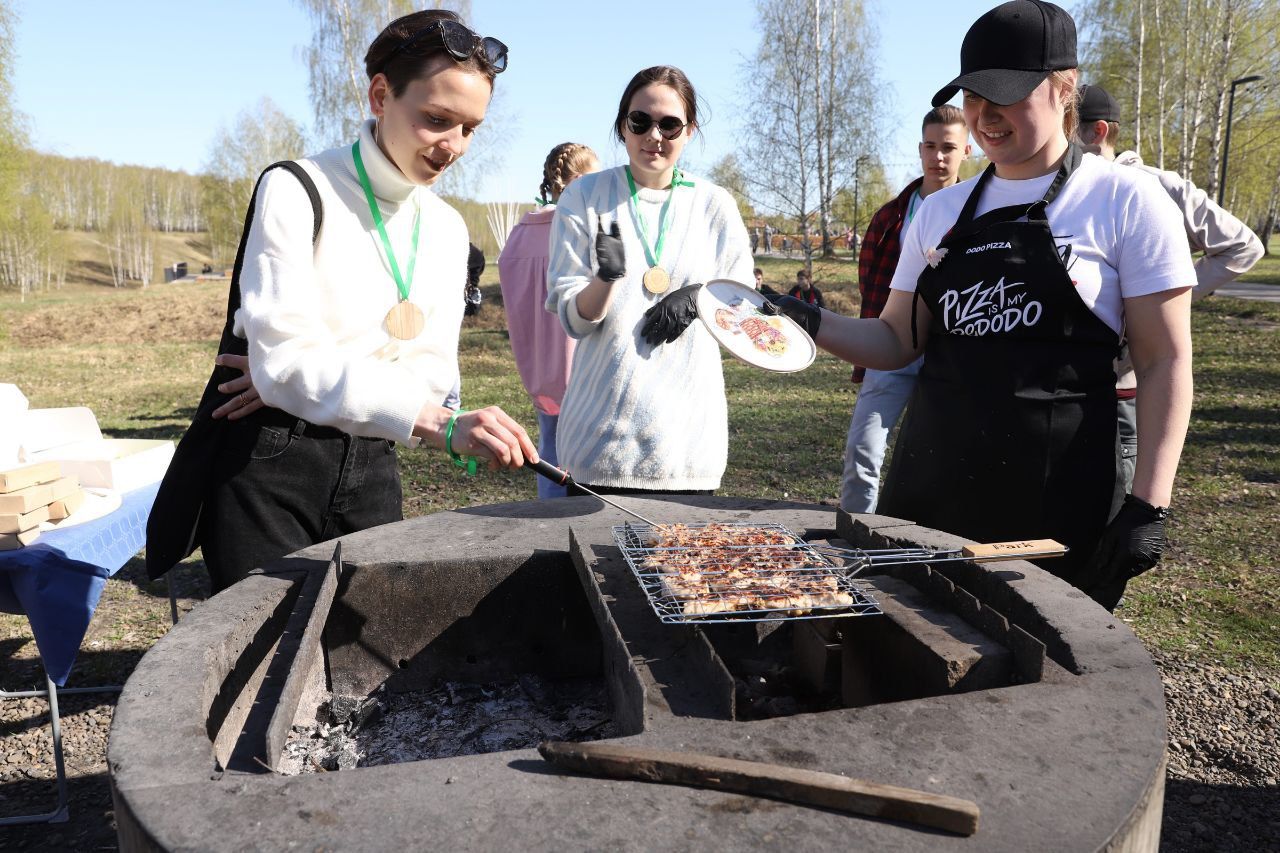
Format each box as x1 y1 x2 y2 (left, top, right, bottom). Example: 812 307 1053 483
0 481 160 686
0 480 160 825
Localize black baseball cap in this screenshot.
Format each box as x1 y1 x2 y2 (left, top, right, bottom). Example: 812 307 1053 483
932 0 1077 108
1078 83 1122 122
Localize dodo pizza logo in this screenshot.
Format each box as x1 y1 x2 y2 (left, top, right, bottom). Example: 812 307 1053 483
939 277 1043 336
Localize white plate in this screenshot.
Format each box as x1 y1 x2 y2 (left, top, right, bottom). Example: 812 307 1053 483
696 279 816 373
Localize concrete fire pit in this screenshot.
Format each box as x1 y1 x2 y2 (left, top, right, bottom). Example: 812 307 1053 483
109 497 1166 851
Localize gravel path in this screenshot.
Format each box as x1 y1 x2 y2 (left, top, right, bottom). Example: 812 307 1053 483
2 602 1276 850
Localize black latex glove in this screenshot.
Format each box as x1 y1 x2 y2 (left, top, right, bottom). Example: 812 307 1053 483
595 220 626 283
640 283 702 346
760 293 821 339
1083 494 1168 604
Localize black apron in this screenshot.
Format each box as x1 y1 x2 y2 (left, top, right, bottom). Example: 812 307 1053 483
879 146 1123 584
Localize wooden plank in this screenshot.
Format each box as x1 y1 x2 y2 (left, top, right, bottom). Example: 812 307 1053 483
0 504 51 534
0 528 41 550
539 741 980 836
962 539 1066 561
0 461 62 494
46 489 86 522
0 482 55 515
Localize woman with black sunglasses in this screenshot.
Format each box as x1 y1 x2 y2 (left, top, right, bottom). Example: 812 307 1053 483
150 10 536 592
546 66 754 495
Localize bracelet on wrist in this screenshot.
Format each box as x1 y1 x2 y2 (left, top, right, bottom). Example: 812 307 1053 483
444 409 478 476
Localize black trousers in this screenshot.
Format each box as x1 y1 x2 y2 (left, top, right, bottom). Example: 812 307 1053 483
198 409 402 593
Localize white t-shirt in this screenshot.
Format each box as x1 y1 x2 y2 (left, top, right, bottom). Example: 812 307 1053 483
890 153 1195 335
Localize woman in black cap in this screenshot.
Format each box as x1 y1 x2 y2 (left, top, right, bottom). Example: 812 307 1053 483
769 0 1194 610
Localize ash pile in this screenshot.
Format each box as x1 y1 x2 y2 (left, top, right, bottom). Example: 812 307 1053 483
280 674 617 775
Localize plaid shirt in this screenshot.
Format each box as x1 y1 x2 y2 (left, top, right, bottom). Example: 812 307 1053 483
852 177 923 383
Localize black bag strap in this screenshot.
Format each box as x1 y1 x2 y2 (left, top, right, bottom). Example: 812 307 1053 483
222 160 323 329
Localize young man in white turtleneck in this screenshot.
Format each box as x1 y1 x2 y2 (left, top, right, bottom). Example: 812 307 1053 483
165 12 537 592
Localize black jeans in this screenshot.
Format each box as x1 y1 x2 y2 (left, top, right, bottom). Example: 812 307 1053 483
198 409 402 593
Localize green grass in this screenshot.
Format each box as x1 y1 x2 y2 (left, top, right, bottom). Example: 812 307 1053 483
2 263 1278 671
1237 251 1279 285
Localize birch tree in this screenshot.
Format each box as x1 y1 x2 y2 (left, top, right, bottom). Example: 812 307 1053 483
0 0 22 228
738 0 881 267
294 0 507 198
200 97 308 261
1078 0 1280 240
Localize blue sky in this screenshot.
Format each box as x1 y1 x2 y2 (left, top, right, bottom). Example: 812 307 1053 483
11 0 1002 202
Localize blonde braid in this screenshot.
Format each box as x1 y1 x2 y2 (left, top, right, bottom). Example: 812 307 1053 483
539 142 599 204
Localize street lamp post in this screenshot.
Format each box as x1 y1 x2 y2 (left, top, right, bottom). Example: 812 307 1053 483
1218 74 1262 206
852 155 870 240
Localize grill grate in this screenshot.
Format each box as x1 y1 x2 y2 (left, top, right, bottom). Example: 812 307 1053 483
612 522 882 624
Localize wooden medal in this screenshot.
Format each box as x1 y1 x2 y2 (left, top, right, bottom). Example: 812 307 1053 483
385 300 425 340
642 266 670 295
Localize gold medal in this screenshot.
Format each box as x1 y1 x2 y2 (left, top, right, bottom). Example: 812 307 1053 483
643 266 670 295
384 300 425 340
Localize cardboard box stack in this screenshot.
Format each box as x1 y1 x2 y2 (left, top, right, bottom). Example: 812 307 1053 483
0 461 82 550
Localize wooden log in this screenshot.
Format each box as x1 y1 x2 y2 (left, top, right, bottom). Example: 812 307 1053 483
538 740 979 836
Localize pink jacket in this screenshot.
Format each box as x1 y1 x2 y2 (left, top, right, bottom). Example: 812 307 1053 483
497 207 574 415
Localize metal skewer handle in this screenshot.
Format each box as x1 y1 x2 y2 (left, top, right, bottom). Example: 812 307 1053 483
527 459 663 527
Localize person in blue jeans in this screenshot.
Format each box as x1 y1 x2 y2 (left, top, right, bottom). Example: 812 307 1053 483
841 105 970 512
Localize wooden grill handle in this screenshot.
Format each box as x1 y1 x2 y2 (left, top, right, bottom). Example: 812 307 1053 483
961 539 1067 561
538 741 980 837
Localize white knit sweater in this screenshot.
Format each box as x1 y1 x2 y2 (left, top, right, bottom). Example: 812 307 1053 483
234 119 468 445
546 166 754 489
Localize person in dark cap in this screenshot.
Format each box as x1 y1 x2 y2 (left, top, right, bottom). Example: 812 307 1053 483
1075 83 1262 305
767 0 1196 611
1073 82 1262 497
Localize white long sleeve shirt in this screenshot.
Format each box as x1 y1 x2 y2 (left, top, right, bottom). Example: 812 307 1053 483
1115 150 1264 301
234 119 468 444
546 166 753 490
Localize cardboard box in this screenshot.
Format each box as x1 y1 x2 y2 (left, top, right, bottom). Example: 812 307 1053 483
18 407 174 493
0 461 62 493
0 527 40 551
0 384 30 470
0 476 77 514
46 489 87 522
0 504 52 534
28 439 174 493
17 407 101 457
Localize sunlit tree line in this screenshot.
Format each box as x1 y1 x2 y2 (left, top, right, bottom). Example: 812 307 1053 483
1079 0 1280 248
3 0 1275 300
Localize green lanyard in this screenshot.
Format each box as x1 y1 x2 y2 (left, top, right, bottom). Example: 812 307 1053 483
624 166 693 269
352 140 421 302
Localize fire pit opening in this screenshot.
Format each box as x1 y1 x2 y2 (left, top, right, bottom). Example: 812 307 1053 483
697 558 1054 721
281 550 627 773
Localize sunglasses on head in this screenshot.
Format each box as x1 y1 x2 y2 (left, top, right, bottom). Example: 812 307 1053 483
384 19 508 74
626 111 688 140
